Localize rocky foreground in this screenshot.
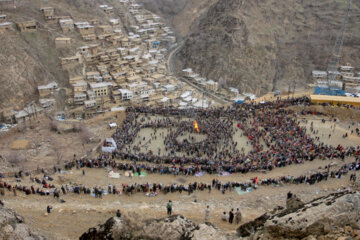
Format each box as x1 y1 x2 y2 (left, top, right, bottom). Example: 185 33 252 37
238 190 360 240
80 213 230 240
80 191 360 240
0 204 44 240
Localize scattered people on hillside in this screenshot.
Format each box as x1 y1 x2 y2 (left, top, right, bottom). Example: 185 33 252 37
235 208 242 224
350 174 357 182
287 191 293 199
167 200 172 215
0 200 4 206
221 212 227 221
204 205 210 222
229 209 234 224
116 209 121 218
47 205 52 214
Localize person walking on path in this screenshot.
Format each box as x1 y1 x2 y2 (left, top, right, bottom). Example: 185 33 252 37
167 200 172 215
47 205 52 214
229 209 234 224
235 208 242 224
205 205 210 222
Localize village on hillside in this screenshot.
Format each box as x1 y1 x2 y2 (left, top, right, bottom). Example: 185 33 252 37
0 0 226 126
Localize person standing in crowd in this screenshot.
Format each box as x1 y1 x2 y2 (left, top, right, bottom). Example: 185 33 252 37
204 205 210 222
167 200 172 215
229 209 234 224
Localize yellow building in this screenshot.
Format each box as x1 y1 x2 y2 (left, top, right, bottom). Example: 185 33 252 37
310 95 360 107
89 83 109 97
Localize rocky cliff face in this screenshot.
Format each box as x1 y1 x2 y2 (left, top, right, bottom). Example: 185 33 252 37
237 190 360 240
80 213 230 240
81 191 360 240
0 205 45 240
138 0 216 38
176 0 360 94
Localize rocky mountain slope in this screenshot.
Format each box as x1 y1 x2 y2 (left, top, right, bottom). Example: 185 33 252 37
138 0 216 38
238 190 360 240
0 0 127 109
79 191 360 240
174 0 360 94
80 213 230 240
0 204 45 240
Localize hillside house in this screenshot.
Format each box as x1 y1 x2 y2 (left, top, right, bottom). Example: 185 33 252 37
55 37 71 48
74 93 86 105
0 108 16 124
0 21 12 32
118 89 134 101
60 56 81 68
72 81 87 93
127 82 148 95
109 19 120 26
40 7 54 20
90 19 99 25
59 19 74 33
0 14 6 22
17 20 37 32
103 6 114 14
86 71 102 81
69 76 83 85
84 100 97 109
205 80 218 92
77 24 94 35
38 82 58 97
162 84 175 93
89 82 109 98
39 98 55 108
97 25 113 34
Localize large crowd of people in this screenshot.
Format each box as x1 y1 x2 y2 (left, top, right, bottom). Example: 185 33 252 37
110 97 360 175
1 97 359 200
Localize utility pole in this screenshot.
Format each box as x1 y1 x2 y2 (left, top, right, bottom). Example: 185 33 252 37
202 91 204 109
293 80 296 98
326 0 351 88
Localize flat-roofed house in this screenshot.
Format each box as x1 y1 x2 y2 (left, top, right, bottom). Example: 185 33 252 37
59 18 74 33
17 20 37 32
89 82 109 98
0 22 13 32
118 89 134 101
72 81 87 93
205 80 218 92
40 7 55 20
69 76 83 85
74 93 86 105
38 82 58 97
84 99 97 109
55 37 71 48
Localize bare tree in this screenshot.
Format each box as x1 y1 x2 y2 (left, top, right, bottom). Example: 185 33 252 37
50 120 58 132
53 146 63 165
7 152 22 167
72 123 81 132
16 123 26 134
79 125 92 144
218 77 227 89
54 89 67 112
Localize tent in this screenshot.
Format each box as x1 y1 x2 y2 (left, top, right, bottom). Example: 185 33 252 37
108 171 120 179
